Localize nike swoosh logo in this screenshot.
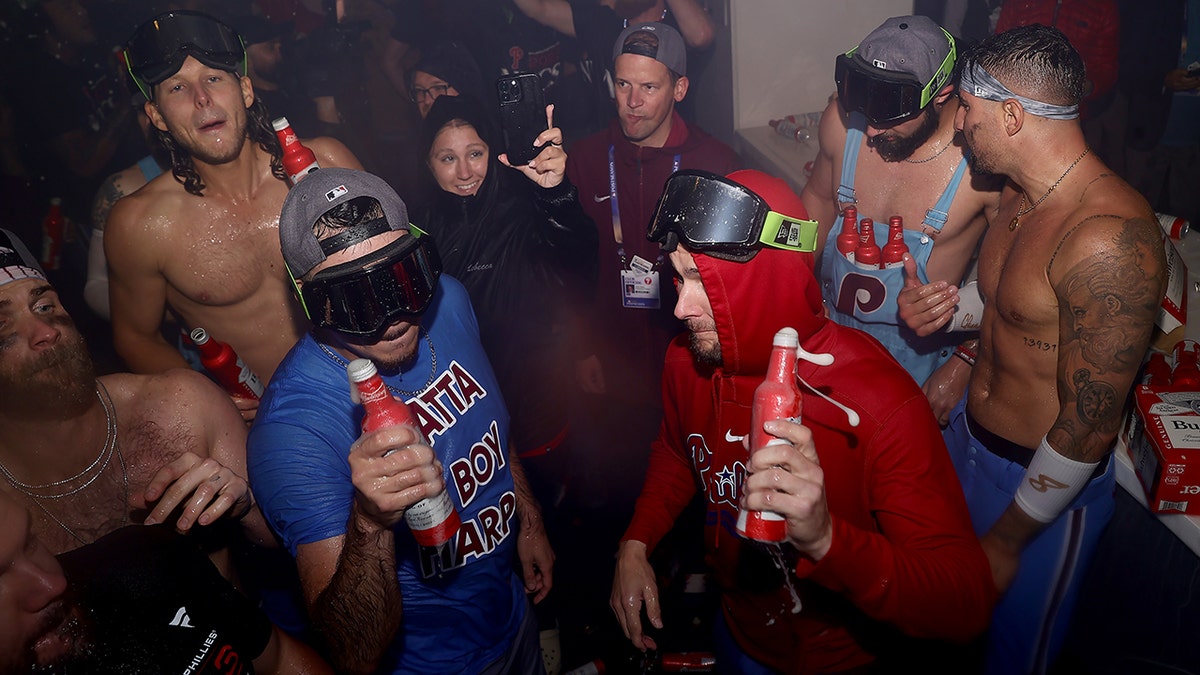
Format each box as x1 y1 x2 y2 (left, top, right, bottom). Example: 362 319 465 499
593 193 613 203
725 430 745 443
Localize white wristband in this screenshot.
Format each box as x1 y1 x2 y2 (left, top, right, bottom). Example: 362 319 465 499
945 280 984 332
1014 436 1100 523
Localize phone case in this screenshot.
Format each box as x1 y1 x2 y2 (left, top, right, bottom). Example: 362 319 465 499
496 73 546 166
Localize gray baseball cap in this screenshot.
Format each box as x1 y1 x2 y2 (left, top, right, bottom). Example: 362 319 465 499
855 15 954 85
0 228 47 288
279 168 411 279
613 21 687 77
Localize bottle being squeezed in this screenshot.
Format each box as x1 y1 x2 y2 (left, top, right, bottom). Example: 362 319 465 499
272 116 321 185
737 327 802 543
347 358 461 548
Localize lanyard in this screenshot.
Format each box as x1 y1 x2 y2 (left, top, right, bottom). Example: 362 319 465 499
608 144 680 266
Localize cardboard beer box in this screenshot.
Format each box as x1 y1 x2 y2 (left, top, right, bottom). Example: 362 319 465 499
1125 385 1200 514
1151 233 1187 352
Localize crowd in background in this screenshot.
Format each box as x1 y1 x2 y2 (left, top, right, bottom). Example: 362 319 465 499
0 1 1198 674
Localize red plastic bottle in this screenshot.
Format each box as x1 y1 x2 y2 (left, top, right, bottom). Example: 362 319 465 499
854 217 882 270
660 652 716 672
1144 351 1172 387
347 358 461 547
881 215 909 269
1171 341 1200 389
737 327 801 543
40 197 64 271
272 116 321 185
189 328 265 400
835 205 858 264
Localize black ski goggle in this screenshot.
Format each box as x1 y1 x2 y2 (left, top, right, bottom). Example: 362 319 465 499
834 31 956 126
648 170 818 261
124 11 247 100
298 234 442 337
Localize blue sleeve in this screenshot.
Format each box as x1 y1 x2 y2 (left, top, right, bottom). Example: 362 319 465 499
248 397 358 556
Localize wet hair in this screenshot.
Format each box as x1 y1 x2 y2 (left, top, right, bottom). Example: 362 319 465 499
965 24 1084 107
150 95 285 196
301 196 387 281
313 196 385 238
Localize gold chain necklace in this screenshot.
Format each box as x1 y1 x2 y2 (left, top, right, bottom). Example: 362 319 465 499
1009 147 1091 231
903 139 952 164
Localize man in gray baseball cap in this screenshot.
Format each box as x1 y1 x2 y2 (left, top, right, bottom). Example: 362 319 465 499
800 14 1002 424
250 167 554 674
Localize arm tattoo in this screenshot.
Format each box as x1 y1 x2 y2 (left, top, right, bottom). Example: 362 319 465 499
90 176 125 231
1050 217 1164 461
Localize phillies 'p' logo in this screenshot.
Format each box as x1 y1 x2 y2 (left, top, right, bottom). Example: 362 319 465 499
833 273 887 316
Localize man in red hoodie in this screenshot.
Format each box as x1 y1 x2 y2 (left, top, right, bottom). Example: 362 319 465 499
610 169 996 673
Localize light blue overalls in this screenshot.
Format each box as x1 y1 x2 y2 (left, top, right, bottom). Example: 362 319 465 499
819 112 968 385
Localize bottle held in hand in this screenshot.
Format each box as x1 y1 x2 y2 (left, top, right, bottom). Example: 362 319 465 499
737 327 802 543
347 358 461 547
189 327 265 400
272 116 321 185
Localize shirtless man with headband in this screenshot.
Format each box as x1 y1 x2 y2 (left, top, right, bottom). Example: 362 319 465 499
901 25 1165 674
105 10 362 419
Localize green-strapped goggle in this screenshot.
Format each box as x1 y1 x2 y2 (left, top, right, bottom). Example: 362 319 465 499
648 170 818 261
835 28 956 126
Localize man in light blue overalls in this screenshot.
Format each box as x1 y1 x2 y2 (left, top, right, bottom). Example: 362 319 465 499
801 15 1001 423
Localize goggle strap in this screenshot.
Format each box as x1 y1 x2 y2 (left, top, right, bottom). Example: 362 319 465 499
919 28 958 108
318 217 394 255
285 262 314 322
760 212 819 253
125 52 153 103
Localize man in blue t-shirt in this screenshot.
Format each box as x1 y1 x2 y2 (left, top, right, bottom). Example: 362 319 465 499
247 168 553 675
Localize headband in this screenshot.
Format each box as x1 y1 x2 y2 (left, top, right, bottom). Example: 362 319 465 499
960 62 1079 120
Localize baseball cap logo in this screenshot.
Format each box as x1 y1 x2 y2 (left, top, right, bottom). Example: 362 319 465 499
325 185 348 201
872 59 887 69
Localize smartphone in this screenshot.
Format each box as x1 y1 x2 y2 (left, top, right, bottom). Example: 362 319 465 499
496 72 547 166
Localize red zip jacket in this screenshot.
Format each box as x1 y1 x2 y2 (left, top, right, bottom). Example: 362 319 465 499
622 244 996 672
567 113 741 403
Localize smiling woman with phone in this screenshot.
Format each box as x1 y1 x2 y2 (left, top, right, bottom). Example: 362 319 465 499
414 93 597 492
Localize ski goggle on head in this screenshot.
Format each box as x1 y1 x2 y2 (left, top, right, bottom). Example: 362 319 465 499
648 170 819 262
834 29 956 126
297 231 442 338
124 11 247 101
